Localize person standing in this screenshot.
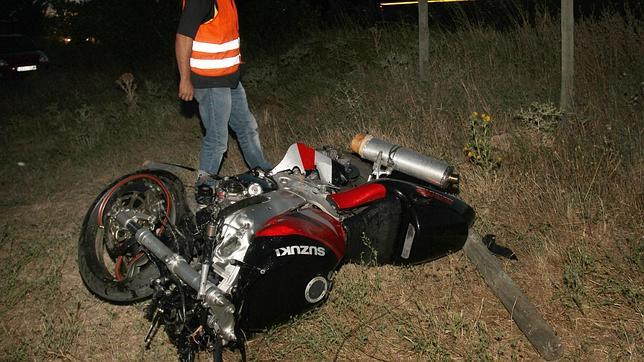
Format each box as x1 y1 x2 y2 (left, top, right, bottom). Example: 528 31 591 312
176 0 272 185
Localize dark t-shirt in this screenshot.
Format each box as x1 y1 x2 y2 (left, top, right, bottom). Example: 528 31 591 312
177 0 240 89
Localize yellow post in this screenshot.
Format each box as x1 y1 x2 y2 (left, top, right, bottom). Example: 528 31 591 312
418 0 429 80
560 0 574 114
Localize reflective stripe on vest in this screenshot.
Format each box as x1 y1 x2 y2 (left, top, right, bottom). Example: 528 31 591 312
192 38 239 53
191 54 241 70
187 0 241 77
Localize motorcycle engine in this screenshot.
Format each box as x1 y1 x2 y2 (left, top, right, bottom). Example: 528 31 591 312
193 172 308 293
197 177 258 208
133 167 345 356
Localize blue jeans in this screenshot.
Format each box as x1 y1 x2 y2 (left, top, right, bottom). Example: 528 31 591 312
193 82 272 175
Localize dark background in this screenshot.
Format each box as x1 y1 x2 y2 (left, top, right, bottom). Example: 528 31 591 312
1 0 641 66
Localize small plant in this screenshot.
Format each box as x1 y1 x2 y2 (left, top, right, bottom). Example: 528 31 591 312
563 247 595 310
73 104 100 149
514 102 562 133
368 26 383 55
445 311 467 337
632 239 644 272
115 72 138 112
359 233 379 267
475 322 491 360
463 112 501 170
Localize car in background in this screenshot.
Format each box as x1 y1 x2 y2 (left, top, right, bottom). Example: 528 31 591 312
0 34 49 78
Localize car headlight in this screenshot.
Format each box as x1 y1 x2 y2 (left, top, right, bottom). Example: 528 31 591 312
37 51 49 63
0 59 7 67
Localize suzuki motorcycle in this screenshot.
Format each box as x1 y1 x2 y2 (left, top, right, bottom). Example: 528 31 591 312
78 134 474 361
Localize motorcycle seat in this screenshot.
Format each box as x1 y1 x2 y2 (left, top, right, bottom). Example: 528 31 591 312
327 183 386 210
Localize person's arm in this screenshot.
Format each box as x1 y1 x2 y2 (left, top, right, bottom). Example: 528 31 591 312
176 0 214 101
176 34 194 101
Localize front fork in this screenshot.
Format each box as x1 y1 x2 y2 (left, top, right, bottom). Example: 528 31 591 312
115 211 237 342
198 221 218 299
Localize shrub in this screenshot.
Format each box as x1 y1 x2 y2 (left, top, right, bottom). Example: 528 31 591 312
463 112 501 170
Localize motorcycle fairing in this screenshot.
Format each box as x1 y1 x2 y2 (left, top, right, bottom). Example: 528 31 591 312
235 209 345 330
256 207 346 258
269 143 333 183
376 178 475 264
342 192 403 264
342 178 474 265
209 190 306 294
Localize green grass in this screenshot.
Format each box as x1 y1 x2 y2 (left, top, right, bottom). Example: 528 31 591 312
563 246 595 310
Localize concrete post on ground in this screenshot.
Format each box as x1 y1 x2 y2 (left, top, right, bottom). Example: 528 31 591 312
560 0 574 114
418 0 429 81
464 230 564 360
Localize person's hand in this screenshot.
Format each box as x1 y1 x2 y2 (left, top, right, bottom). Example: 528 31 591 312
178 78 194 101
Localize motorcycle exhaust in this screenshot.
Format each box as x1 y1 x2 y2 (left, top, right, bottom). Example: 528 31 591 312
351 133 459 189
115 212 237 341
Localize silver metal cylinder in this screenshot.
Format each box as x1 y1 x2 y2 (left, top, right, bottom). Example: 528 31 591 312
206 222 218 238
198 263 210 298
351 134 458 189
135 228 202 289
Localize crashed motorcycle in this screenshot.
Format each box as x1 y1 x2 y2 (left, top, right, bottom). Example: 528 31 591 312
78 134 474 360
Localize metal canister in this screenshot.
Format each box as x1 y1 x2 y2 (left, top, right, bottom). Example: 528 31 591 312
351 133 459 189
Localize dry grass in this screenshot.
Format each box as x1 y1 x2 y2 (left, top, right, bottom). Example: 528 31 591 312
0 10 642 361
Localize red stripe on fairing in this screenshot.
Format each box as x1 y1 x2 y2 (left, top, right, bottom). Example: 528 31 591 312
256 208 346 258
296 143 316 171
328 183 386 210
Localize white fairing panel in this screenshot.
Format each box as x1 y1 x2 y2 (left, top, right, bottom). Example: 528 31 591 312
315 154 333 184
269 143 333 184
270 144 305 175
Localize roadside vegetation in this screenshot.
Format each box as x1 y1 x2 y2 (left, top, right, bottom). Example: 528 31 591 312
0 6 641 361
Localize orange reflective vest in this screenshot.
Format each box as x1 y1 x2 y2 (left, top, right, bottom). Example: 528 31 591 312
185 0 241 77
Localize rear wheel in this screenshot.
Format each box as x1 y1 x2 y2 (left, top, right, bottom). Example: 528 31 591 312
78 171 187 303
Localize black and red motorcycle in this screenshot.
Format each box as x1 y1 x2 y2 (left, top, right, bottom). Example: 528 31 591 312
78 134 474 360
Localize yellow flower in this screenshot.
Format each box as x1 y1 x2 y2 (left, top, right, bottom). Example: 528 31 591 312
483 114 491 123
467 151 474 158
476 155 482 160
471 112 478 117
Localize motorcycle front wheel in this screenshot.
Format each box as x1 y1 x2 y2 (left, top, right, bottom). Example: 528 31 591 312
78 170 187 303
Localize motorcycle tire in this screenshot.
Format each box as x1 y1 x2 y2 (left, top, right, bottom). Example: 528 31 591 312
78 170 188 303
